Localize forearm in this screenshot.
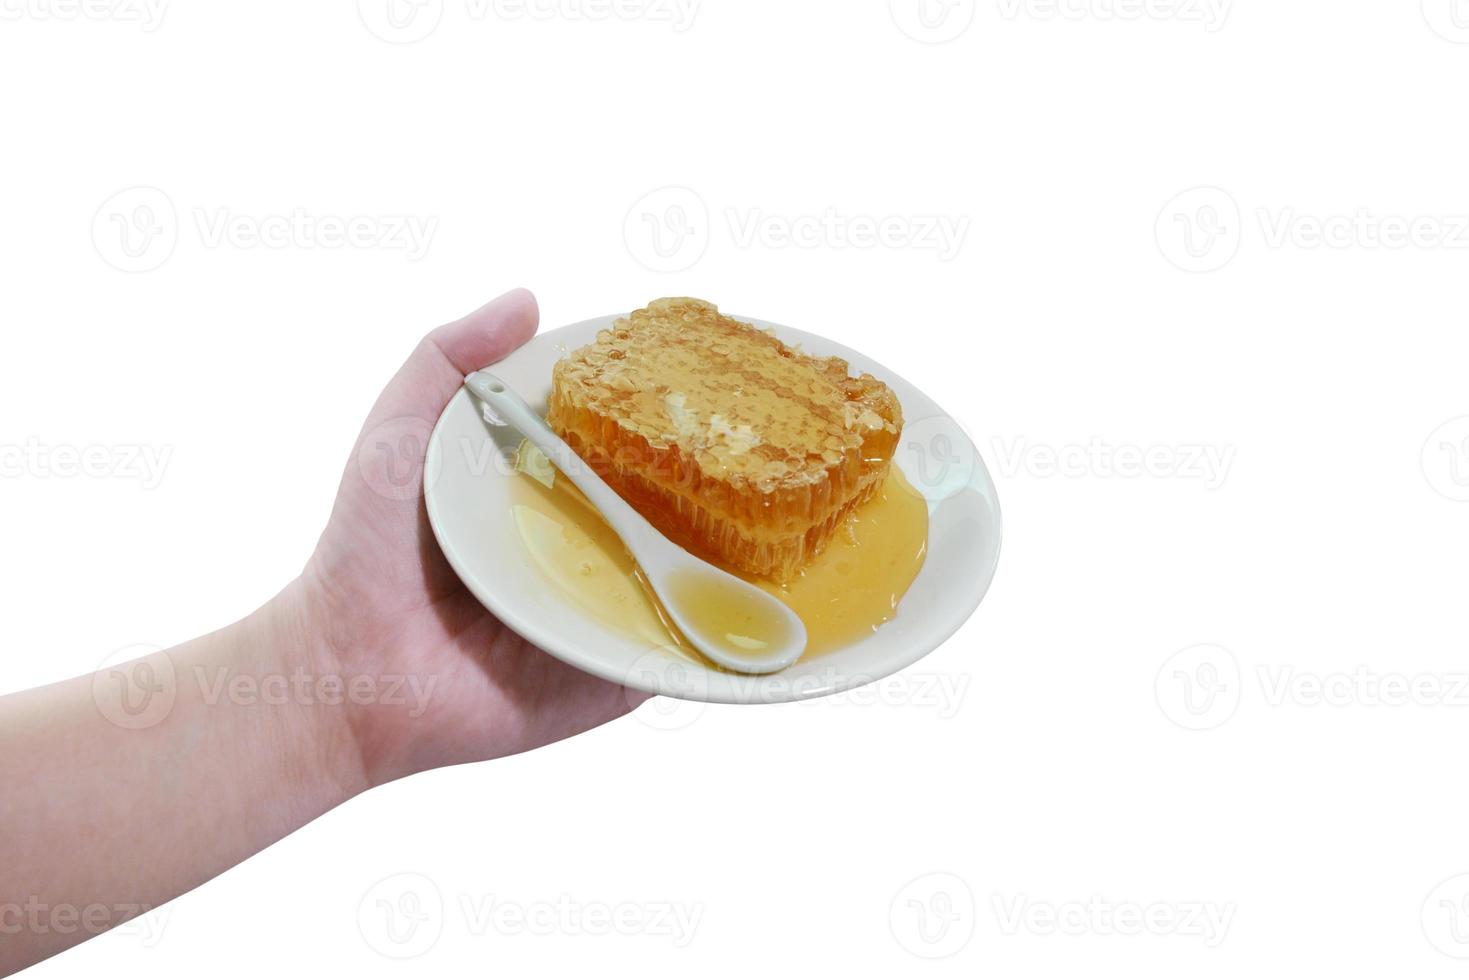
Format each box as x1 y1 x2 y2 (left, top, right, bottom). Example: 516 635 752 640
0 581 367 975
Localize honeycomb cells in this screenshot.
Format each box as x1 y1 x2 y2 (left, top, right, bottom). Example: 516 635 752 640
547 297 903 582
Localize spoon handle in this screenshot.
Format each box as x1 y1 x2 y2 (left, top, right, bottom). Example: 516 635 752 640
464 371 662 553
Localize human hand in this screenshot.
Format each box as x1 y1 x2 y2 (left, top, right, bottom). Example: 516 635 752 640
285 288 647 788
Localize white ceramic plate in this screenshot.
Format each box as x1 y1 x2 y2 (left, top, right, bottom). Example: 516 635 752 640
424 314 1001 704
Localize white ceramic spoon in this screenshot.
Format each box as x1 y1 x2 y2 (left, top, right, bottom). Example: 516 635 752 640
464 371 808 675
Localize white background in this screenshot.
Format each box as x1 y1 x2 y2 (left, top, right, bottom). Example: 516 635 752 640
4 0 1469 976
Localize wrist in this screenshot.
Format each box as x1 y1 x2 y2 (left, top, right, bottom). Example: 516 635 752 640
233 578 374 804
273 565 450 789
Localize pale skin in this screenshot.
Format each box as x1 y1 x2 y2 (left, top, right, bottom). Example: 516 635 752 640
0 289 646 976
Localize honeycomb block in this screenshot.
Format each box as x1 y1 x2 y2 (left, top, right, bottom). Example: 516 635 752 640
547 298 903 582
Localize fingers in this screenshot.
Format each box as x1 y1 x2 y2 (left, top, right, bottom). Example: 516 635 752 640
426 287 540 376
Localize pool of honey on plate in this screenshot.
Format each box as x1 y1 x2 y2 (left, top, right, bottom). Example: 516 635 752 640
508 443 929 665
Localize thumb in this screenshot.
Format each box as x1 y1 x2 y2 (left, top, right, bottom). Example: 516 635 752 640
427 287 540 379
371 287 540 425
343 288 539 512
